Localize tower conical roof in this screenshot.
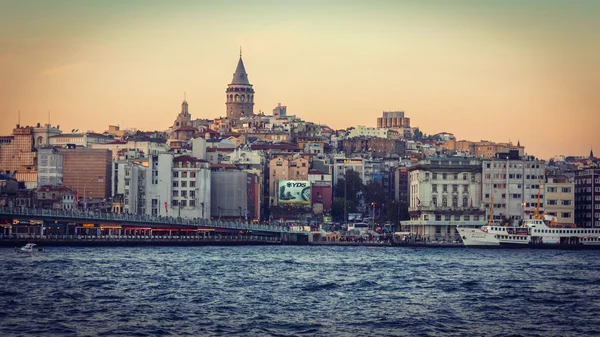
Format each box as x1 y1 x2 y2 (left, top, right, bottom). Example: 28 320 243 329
231 57 250 85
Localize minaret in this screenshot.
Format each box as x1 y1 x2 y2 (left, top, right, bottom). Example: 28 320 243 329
225 50 254 121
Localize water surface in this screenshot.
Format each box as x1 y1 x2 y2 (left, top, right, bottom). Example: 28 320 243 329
1 246 599 336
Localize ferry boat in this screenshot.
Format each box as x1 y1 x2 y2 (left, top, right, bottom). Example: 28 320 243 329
457 217 600 248
457 193 600 248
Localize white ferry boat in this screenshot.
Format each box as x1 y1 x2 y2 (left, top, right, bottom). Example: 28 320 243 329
457 217 600 248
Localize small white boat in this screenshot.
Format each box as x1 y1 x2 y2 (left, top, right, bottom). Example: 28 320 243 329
16 243 44 253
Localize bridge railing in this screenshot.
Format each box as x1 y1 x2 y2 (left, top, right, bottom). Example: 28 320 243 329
0 207 293 234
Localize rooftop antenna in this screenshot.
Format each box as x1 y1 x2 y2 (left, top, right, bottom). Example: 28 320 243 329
240 46 242 58
18 109 20 126
48 110 50 125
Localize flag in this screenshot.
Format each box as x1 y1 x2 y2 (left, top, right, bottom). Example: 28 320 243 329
164 201 168 213
417 198 421 206
470 198 473 207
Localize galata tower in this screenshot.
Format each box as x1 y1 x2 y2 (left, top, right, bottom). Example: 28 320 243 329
225 51 254 120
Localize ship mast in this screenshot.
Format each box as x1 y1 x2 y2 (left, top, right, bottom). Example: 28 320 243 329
488 195 494 226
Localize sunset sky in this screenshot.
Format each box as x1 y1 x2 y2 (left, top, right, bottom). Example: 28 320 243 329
0 0 598 159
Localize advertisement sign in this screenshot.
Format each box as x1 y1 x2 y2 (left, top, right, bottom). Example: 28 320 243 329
278 180 311 205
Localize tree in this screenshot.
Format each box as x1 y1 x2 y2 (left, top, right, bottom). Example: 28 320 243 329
386 201 409 227
331 197 357 222
413 128 424 140
363 181 385 205
333 169 363 204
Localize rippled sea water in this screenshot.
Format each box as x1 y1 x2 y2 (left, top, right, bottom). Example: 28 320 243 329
1 246 600 336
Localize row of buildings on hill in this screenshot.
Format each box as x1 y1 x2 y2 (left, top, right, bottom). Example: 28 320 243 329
1 53 598 241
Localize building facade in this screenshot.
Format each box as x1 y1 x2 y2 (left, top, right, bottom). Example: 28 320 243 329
145 153 211 219
0 125 36 174
405 158 486 241
37 147 63 187
59 147 112 201
481 157 546 224
544 176 574 225
574 168 600 227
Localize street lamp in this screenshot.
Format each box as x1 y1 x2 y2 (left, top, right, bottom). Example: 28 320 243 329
67 169 80 209
83 177 98 211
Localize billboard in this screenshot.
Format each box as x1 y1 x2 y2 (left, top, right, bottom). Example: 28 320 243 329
278 180 311 205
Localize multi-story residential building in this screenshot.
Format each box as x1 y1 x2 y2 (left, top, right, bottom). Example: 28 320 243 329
114 159 147 215
393 163 411 205
210 169 260 221
268 156 309 205
49 132 113 147
59 147 112 201
347 126 389 139
37 147 63 187
332 157 365 187
481 153 546 224
34 185 76 210
544 176 574 225
146 153 211 219
0 125 36 175
441 139 525 158
404 157 486 241
364 158 383 184
574 168 600 227
309 169 333 211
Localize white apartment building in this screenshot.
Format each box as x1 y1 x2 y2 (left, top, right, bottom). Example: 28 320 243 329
37 147 63 187
481 157 546 224
347 126 389 139
544 176 574 225
121 162 147 215
404 158 486 241
333 157 366 186
146 153 211 219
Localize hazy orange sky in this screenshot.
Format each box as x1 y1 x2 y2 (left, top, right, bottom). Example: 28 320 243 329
0 0 598 159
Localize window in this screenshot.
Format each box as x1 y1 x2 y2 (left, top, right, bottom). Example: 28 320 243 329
454 215 460 221
190 191 195 198
182 172 188 178
442 197 448 207
443 185 448 192
172 200 179 206
172 191 179 197
453 185 458 193
173 172 179 178
561 200 571 206
474 216 480 221
190 172 196 178
445 215 451 221
190 181 196 188
181 181 187 188
435 215 442 221
562 187 571 193
189 200 196 207
547 200 557 205
180 200 187 207
463 174 467 180
442 173 447 180
463 197 468 207
464 215 470 221
562 212 571 218
432 184 438 192
452 196 458 207
453 174 458 180
432 196 437 206
172 181 179 187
